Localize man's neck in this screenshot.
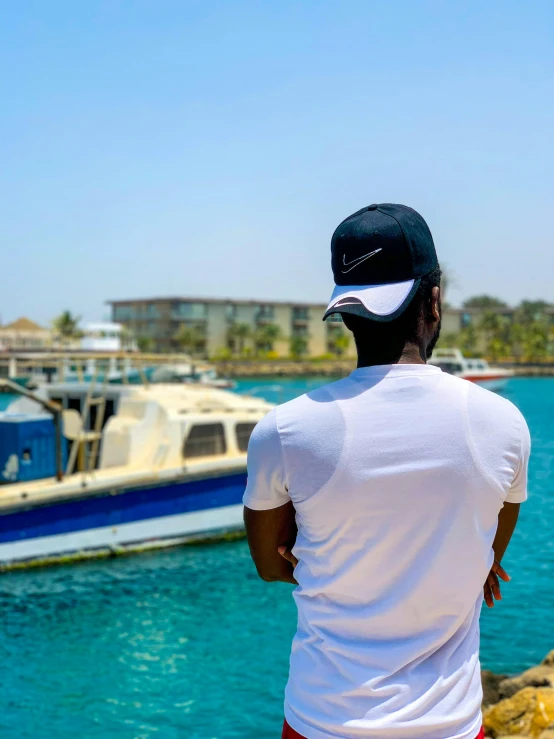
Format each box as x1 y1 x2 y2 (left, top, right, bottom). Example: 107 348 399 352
356 342 427 368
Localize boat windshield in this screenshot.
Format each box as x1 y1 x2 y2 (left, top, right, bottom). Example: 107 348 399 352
435 362 464 374
466 359 488 371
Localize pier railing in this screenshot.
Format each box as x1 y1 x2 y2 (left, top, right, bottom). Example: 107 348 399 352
0 351 207 384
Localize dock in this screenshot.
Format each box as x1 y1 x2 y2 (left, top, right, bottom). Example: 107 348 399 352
0 350 204 386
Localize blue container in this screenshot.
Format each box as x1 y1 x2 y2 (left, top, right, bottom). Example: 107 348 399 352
0 415 65 484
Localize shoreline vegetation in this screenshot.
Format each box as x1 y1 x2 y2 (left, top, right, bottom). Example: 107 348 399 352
215 358 554 378
483 650 554 737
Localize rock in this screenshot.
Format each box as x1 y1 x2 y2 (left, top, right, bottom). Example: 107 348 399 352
484 687 554 737
543 652 554 667
499 667 554 699
483 669 509 707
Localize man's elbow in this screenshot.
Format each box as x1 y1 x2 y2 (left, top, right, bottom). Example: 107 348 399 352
260 573 280 582
255 563 282 582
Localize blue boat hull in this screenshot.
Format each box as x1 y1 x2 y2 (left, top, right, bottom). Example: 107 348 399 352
0 470 247 570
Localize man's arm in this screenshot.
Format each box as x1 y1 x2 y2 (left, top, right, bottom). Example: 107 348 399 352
493 502 520 563
244 502 298 584
482 405 530 608
242 408 297 583
484 502 520 608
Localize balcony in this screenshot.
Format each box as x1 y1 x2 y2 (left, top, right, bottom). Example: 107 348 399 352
170 302 207 321
255 306 275 323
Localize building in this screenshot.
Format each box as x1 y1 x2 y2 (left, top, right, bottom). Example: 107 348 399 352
441 307 519 335
108 297 355 358
445 306 554 330
0 317 52 351
108 296 554 359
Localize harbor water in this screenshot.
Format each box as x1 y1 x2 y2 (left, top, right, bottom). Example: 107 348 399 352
1 376 553 738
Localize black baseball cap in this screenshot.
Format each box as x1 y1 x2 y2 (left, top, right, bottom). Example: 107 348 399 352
323 203 438 321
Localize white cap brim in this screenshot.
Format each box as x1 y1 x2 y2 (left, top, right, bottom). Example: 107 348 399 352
323 279 418 322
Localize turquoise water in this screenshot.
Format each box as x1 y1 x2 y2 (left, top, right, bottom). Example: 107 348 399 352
0 393 17 411
1 377 553 738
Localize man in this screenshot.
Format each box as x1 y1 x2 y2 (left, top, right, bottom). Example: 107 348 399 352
243 204 530 739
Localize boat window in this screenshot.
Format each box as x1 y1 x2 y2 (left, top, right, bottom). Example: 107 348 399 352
105 399 115 423
236 422 257 452
436 362 463 374
89 398 116 430
68 396 82 414
184 423 227 458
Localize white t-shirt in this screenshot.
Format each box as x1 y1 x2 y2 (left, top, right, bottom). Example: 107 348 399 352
243 364 530 739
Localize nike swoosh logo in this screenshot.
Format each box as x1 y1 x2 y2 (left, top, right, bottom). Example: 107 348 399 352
341 248 382 274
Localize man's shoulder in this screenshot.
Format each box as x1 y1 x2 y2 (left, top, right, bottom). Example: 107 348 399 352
453 376 529 446
465 376 524 417
434 372 527 439
250 378 348 441
275 376 353 419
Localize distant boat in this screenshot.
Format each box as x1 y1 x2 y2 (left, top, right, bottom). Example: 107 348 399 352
148 364 236 389
429 349 513 392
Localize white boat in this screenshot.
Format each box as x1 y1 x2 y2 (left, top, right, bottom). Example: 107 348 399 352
149 364 236 389
0 379 271 571
429 349 513 392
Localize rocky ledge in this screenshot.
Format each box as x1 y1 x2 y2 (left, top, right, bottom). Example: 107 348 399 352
483 650 554 738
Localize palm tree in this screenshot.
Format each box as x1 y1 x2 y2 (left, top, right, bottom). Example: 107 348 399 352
52 310 82 345
328 331 351 358
289 335 309 359
437 331 460 349
176 324 205 356
137 335 155 353
508 322 525 360
458 324 478 356
479 312 510 361
522 321 549 361
511 301 551 361
515 301 550 325
227 323 252 355
253 323 282 355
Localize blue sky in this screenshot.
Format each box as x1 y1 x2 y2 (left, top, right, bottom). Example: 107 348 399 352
1 0 553 324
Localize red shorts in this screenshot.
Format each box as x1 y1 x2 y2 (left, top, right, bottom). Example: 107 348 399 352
282 720 485 739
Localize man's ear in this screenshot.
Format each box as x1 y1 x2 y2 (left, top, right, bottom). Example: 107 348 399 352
430 287 441 323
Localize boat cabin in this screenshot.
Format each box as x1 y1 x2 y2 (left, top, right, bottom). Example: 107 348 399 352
5 382 272 479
